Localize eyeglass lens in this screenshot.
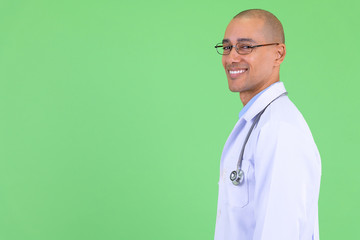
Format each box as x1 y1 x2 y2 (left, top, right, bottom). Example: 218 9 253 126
216 43 252 55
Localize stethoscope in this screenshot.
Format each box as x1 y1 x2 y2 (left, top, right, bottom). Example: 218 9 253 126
230 92 288 186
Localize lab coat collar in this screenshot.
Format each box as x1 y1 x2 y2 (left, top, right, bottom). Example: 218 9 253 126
242 81 287 122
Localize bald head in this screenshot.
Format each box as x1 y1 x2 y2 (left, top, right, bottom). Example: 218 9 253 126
233 9 285 44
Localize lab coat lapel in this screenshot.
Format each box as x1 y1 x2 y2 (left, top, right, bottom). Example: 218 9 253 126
220 82 287 165
243 82 287 122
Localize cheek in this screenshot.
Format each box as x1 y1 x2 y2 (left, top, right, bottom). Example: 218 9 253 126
248 56 266 73
256 53 273 69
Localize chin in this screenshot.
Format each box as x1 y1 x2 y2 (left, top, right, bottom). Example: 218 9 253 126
228 85 241 92
228 81 244 92
227 78 246 93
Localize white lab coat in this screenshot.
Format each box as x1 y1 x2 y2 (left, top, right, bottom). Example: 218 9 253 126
214 82 321 240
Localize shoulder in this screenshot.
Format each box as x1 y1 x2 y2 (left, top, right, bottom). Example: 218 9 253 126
254 96 319 156
258 96 312 137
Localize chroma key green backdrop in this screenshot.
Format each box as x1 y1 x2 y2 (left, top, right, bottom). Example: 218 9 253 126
0 0 359 239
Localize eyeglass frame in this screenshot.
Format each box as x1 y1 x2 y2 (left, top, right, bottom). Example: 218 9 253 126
214 42 279 55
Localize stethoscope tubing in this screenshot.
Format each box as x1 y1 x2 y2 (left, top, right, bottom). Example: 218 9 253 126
232 92 288 185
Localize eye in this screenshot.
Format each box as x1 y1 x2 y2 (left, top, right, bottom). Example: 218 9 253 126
238 44 252 49
223 45 231 50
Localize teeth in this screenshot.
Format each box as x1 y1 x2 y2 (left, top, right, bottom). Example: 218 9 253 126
229 70 246 74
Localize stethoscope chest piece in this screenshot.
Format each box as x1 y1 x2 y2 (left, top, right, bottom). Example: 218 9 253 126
230 169 244 185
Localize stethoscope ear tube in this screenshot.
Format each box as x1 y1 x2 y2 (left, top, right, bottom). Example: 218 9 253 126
230 92 288 186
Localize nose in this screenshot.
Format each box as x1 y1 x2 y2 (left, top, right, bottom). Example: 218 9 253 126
228 46 241 62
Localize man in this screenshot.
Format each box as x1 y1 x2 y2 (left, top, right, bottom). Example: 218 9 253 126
214 9 321 240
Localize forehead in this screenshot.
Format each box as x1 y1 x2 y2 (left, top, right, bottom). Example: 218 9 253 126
223 17 267 43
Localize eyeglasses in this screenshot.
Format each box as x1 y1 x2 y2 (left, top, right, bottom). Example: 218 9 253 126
214 42 279 55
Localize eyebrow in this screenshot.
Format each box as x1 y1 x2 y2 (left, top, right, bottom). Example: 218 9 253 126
222 38 256 44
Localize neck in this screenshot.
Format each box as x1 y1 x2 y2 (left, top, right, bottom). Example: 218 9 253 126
240 78 280 106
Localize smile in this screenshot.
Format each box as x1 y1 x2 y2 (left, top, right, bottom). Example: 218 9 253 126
229 70 246 74
228 69 248 78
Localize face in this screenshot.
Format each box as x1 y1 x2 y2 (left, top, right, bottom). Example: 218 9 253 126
222 17 283 100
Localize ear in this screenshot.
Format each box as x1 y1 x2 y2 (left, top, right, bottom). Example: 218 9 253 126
274 44 286 66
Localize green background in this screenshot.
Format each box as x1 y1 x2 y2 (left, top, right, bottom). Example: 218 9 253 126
0 0 358 239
